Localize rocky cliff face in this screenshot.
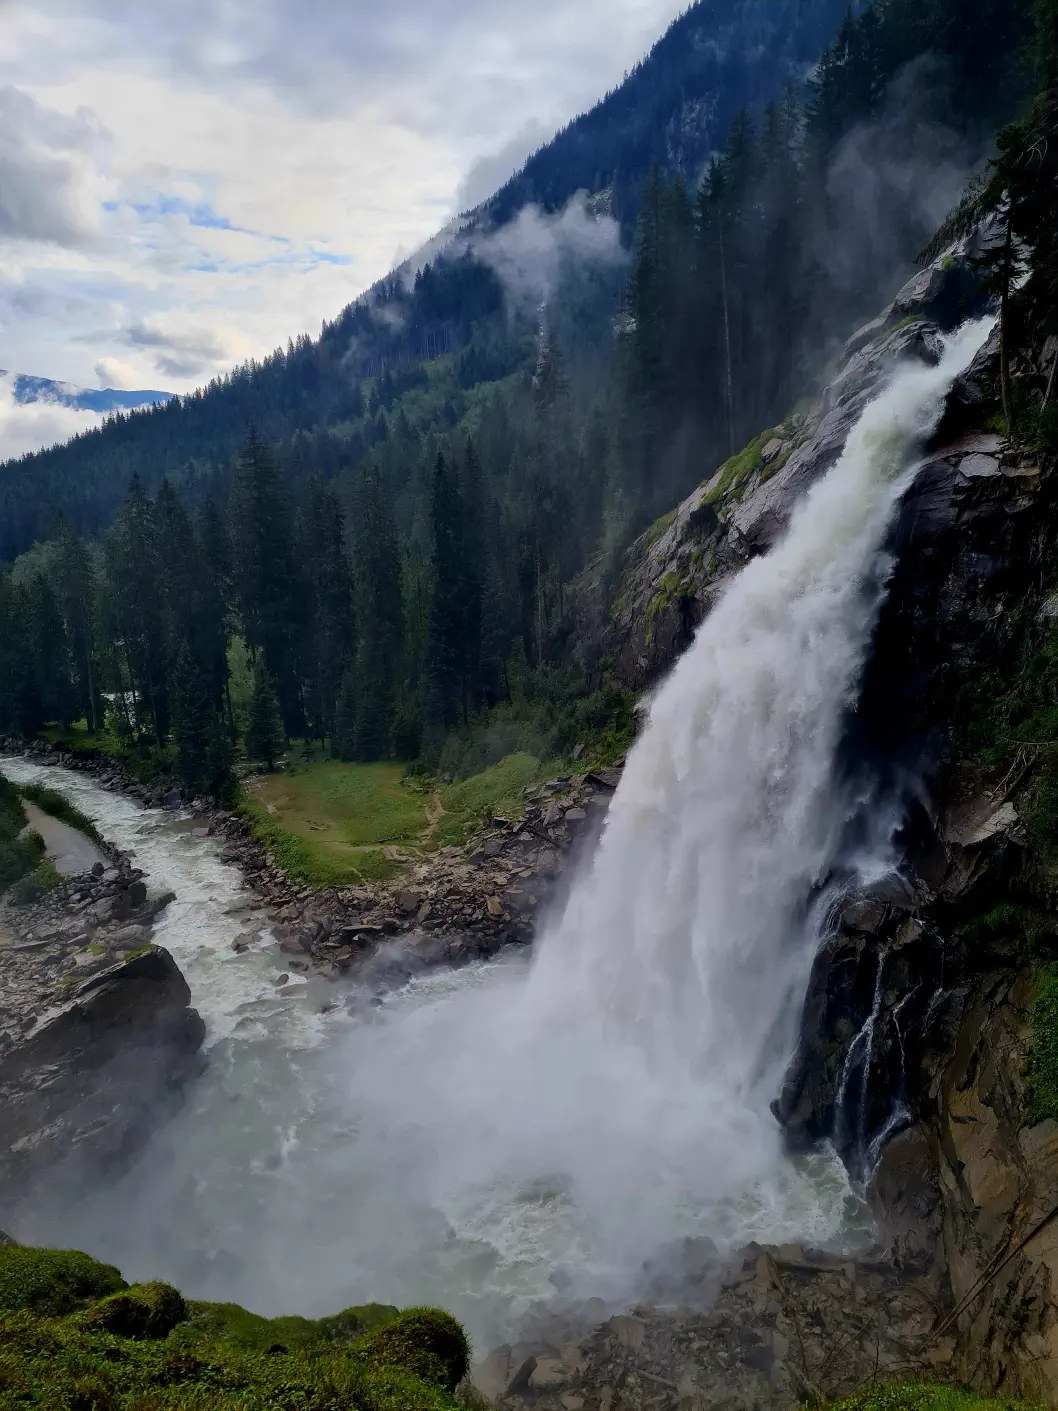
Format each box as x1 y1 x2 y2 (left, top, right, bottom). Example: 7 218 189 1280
569 249 1058 1402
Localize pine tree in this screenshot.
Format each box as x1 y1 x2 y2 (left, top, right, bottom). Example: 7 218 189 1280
52 516 101 732
532 328 569 416
196 499 235 738
333 664 358 761
0 576 43 735
228 428 304 736
246 661 285 770
104 473 167 745
299 477 354 743
171 645 211 794
426 452 465 730
349 464 403 760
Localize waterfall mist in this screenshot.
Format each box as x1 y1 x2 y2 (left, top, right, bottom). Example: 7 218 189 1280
6 319 992 1351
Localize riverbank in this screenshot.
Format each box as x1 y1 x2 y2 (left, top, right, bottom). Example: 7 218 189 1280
0 735 624 990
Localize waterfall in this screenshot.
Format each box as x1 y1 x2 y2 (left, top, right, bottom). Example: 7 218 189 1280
7 319 993 1348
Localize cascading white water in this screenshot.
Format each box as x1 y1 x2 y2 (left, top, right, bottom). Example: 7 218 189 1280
3 319 992 1351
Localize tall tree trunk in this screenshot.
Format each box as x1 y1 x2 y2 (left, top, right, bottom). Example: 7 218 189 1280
224 674 237 745
82 619 98 733
1000 204 1015 436
718 215 736 458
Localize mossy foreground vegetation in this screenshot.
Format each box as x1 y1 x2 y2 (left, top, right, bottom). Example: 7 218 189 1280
0 1244 470 1410
825 1386 1041 1410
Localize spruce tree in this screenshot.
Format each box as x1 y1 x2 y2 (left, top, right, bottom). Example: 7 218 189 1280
349 464 403 760
246 661 285 771
426 452 464 730
105 473 168 745
171 645 211 794
299 477 354 743
228 429 304 737
52 516 101 732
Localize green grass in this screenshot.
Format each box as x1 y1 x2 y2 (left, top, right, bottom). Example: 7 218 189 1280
8 856 61 906
825 1386 1040 1410
0 1243 469 1410
16 784 101 843
433 752 546 849
241 753 558 882
0 773 43 896
241 761 429 886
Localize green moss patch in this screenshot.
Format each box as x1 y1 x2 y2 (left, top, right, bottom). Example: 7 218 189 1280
702 427 789 507
16 784 102 843
78 1282 187 1340
826 1384 1040 1410
175 1298 397 1352
0 1246 126 1318
355 1308 470 1393
645 508 676 548
8 855 61 906
0 773 43 896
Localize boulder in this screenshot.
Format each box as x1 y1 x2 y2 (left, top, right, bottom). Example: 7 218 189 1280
0 947 205 1197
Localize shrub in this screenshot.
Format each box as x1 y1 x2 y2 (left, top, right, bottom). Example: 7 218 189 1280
8 855 61 905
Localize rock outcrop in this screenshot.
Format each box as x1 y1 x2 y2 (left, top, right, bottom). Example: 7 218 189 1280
0 858 204 1209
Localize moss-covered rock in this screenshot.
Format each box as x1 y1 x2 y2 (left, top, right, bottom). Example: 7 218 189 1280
354 1307 471 1392
77 1281 187 1339
175 1298 399 1352
0 1245 126 1317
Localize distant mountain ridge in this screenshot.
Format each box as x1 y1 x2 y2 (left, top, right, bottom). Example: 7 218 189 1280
0 372 172 415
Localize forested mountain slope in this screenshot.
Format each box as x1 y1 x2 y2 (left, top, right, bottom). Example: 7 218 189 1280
0 0 1040 791
0 0 851 560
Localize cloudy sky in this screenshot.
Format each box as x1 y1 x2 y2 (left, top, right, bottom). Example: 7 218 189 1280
0 0 686 401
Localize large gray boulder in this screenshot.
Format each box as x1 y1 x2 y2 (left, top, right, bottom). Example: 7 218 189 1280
0 946 205 1204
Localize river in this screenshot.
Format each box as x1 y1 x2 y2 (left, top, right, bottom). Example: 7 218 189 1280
0 755 858 1349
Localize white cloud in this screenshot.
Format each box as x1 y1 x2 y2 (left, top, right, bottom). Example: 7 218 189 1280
0 85 105 245
474 193 628 307
93 355 142 389
0 373 103 460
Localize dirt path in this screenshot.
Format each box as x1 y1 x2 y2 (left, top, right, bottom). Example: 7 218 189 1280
21 801 106 877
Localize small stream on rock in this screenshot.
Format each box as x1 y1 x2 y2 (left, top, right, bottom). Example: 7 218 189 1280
0 320 992 1353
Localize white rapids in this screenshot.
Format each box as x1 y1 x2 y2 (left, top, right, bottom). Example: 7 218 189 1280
0 318 992 1351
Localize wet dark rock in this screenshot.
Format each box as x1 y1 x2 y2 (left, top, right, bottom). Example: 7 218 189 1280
0 946 204 1203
